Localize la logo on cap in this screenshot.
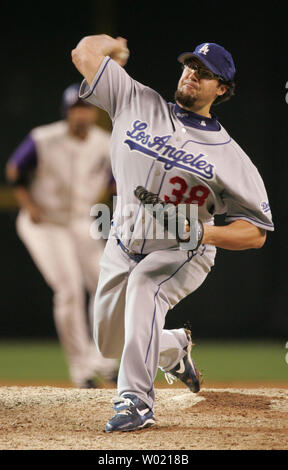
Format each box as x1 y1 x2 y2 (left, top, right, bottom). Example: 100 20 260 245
198 43 210 55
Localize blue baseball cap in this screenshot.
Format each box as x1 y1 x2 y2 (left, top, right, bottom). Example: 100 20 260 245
178 43 236 82
61 83 93 113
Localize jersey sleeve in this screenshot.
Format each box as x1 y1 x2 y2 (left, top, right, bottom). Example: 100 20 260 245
79 57 146 121
221 143 274 231
8 134 38 175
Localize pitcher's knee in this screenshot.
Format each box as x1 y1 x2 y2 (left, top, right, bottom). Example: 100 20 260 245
94 323 123 359
127 270 156 294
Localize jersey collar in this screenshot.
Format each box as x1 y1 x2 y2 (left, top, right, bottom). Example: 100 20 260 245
173 103 220 131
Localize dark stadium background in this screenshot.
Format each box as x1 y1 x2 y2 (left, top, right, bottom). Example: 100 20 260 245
0 0 287 341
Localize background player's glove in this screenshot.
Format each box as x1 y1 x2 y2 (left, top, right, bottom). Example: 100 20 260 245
134 186 204 250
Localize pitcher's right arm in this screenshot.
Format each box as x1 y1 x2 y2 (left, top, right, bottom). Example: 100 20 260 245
71 34 129 86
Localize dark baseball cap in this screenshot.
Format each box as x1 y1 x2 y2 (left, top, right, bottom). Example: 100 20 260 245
178 43 236 82
61 83 93 112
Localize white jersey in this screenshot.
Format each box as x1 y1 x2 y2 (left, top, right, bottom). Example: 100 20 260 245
80 57 273 254
29 120 111 224
10 118 117 386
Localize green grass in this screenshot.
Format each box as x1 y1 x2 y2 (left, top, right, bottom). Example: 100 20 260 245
0 341 69 382
179 340 288 382
0 340 288 384
156 340 288 383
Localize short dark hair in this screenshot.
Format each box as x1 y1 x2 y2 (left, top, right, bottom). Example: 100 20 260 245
213 79 236 106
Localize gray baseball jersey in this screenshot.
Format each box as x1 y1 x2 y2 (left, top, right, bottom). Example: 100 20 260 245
80 57 273 254
79 57 273 409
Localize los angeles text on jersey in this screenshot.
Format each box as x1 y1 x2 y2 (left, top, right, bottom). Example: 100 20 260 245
124 120 215 180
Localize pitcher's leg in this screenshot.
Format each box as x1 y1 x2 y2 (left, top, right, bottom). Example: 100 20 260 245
118 270 169 409
158 328 189 370
157 247 216 375
117 247 216 409
73 222 120 380
93 237 132 360
85 293 118 381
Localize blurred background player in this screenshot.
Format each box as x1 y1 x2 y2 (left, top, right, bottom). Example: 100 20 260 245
5 84 118 388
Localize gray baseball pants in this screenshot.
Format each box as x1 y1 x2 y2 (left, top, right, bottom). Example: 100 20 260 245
93 235 216 409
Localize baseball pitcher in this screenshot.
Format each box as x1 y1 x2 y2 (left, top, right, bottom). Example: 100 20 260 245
71 36 274 430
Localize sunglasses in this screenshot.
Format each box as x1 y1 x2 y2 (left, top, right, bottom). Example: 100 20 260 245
182 61 223 82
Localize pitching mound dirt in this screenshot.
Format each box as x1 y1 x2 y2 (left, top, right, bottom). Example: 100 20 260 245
0 386 287 450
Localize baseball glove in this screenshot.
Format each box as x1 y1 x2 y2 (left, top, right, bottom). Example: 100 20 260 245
134 186 204 250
